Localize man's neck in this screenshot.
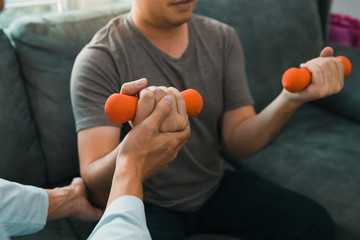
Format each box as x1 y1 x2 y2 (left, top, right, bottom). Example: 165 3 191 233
130 12 190 59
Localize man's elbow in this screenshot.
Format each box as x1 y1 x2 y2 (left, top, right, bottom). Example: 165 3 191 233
223 140 258 161
80 167 109 209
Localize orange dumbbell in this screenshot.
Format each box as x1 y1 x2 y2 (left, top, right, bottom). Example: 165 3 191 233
282 56 352 93
105 89 203 124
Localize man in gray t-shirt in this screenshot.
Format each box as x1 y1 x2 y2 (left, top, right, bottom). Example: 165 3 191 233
72 12 253 212
71 0 344 239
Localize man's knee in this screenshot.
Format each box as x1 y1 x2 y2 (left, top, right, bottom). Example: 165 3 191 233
145 204 186 240
288 195 335 240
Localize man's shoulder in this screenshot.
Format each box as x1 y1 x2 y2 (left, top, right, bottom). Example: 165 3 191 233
191 14 236 38
90 13 130 45
191 14 233 30
191 14 237 42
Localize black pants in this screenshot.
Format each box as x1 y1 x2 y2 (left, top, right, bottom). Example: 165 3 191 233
145 169 335 240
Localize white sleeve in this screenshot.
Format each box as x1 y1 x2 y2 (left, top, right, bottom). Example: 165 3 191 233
0 225 10 240
0 178 48 237
88 195 152 240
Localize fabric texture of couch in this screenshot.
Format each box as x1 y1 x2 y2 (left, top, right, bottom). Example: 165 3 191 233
0 0 359 239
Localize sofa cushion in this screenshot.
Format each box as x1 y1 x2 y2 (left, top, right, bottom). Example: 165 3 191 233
195 0 324 111
7 3 131 185
235 104 360 239
0 29 47 187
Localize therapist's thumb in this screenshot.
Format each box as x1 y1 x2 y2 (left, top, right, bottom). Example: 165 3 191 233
147 95 174 127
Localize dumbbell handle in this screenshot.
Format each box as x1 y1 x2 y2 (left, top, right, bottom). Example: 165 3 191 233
105 89 203 124
282 56 352 93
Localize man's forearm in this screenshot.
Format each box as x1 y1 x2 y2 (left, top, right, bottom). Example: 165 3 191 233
226 90 303 159
81 146 119 208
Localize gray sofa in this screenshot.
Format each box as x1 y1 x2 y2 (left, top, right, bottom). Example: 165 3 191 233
0 0 359 239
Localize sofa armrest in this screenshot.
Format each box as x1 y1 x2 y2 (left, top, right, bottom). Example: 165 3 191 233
314 43 360 123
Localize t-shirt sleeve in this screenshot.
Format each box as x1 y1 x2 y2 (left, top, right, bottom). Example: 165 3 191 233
222 27 254 112
70 46 122 132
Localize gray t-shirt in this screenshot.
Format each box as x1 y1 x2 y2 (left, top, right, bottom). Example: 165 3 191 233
71 13 254 212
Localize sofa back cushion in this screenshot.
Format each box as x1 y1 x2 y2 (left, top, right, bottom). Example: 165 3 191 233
8 3 131 185
0 30 47 187
195 0 324 111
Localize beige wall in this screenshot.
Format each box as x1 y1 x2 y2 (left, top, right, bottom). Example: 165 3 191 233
332 0 360 18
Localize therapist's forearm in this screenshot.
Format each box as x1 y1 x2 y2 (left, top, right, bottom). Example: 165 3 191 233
45 186 76 221
107 157 143 207
45 178 103 222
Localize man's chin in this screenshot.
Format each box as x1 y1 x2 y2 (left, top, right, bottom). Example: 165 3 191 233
168 15 192 27
172 19 190 27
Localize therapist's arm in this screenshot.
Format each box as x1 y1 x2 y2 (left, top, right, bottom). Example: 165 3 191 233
0 179 48 237
89 93 190 239
0 177 103 238
46 178 103 222
108 92 190 205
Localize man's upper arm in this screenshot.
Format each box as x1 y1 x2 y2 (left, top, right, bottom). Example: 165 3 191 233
70 46 121 133
70 46 122 173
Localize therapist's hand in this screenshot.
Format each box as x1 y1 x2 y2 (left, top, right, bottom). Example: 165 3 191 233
132 86 188 132
107 94 190 204
46 178 104 222
119 78 189 132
